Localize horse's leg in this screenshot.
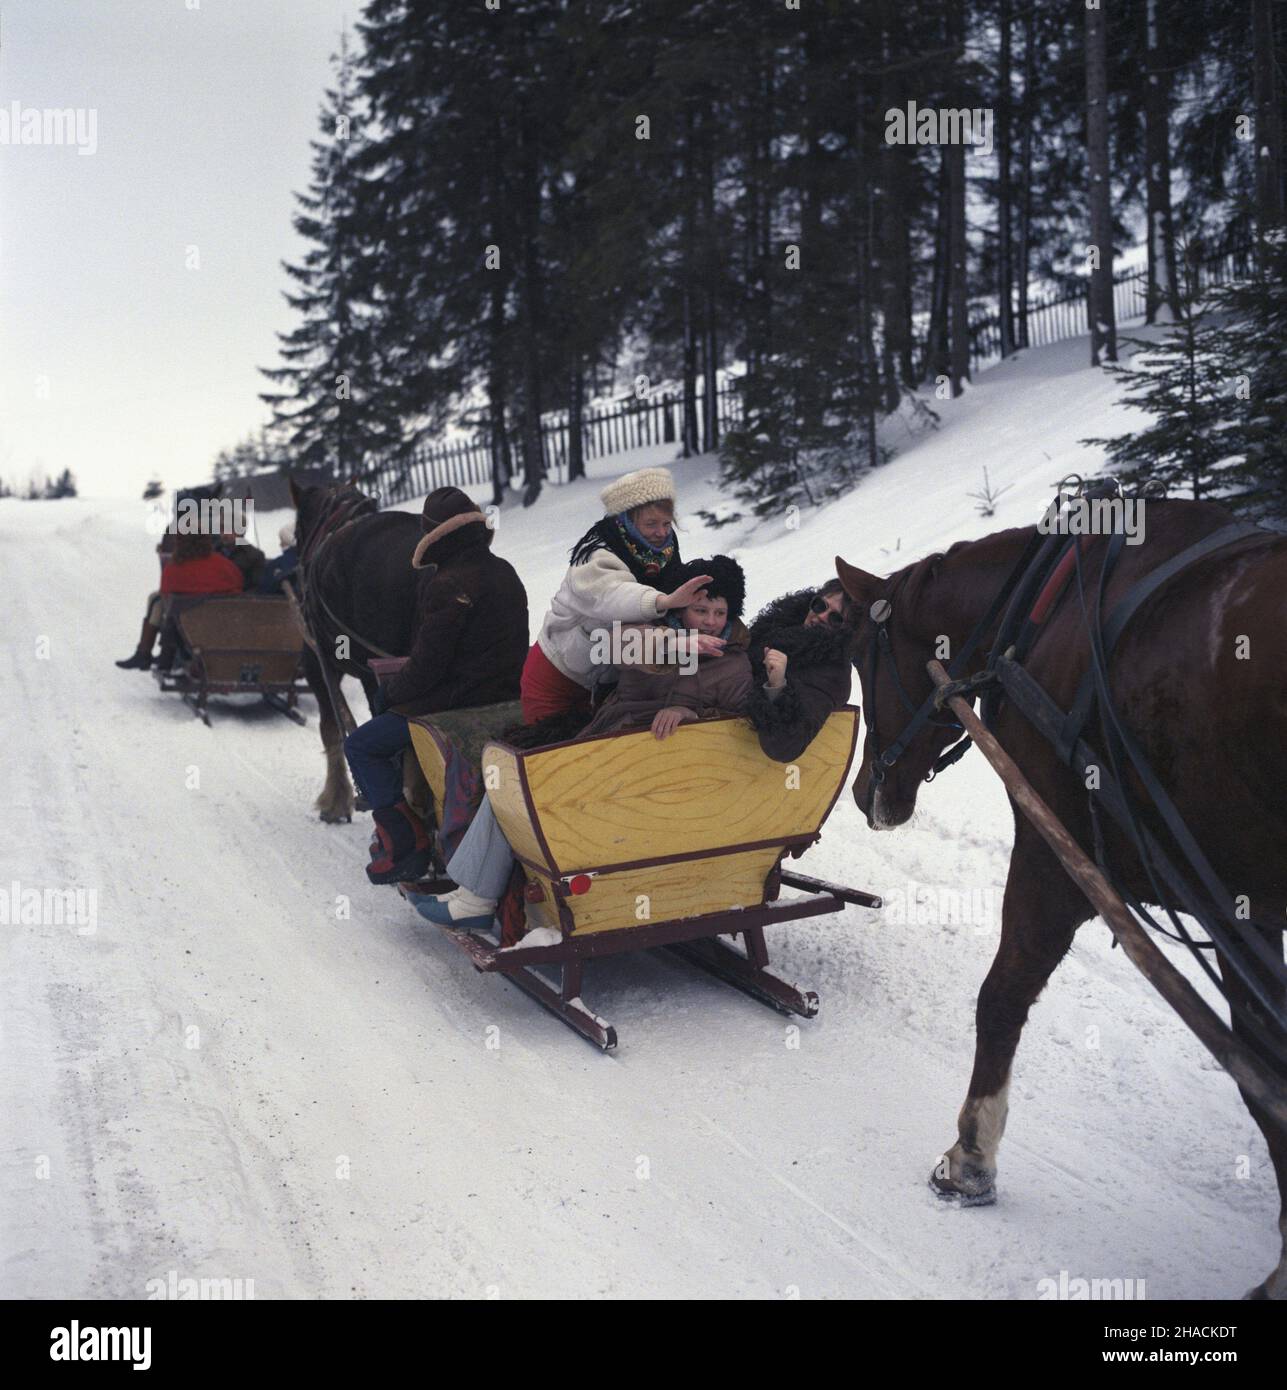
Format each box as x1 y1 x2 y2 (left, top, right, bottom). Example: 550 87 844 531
932 823 1090 1205
304 646 356 824
1219 924 1287 1300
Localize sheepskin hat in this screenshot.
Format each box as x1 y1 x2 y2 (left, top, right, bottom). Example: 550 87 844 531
411 486 488 569
675 554 746 620
600 466 676 517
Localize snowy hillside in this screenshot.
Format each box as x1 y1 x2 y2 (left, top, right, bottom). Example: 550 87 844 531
1 330 1276 1299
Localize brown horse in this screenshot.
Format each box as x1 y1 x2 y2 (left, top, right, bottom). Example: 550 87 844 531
290 480 424 822
837 497 1287 1298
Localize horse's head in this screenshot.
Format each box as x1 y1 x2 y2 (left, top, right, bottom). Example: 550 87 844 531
289 476 376 561
837 553 966 831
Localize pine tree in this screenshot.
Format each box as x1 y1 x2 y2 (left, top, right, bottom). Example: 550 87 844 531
260 31 399 480
45 468 77 498
1082 246 1234 500
1204 228 1287 519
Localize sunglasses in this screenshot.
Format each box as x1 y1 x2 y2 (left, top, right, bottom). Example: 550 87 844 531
809 595 847 627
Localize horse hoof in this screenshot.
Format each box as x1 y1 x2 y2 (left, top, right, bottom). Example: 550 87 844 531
929 1160 996 1208
317 809 352 825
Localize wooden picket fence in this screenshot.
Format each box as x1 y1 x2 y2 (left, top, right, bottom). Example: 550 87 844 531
366 379 745 506
365 238 1253 506
968 238 1254 373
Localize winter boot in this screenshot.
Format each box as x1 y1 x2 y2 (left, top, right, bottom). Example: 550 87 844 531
366 800 433 885
407 886 498 931
115 619 160 670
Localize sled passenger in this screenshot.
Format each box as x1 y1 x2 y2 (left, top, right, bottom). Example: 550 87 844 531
745 578 856 762
256 522 299 594
408 557 753 930
116 533 244 670
521 466 721 723
344 487 529 885
216 526 266 591
579 555 752 738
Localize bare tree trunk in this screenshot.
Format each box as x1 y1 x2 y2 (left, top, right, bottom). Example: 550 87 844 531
1085 0 1118 365
857 109 881 470
518 116 546 503
948 143 969 393
760 46 775 361
487 115 510 508
924 153 951 384
743 45 763 378
998 0 1015 357
1253 0 1285 255
487 295 510 508
567 358 585 482
878 0 912 405
681 103 700 457
700 104 719 453
947 0 970 394
1144 0 1179 323
1016 3 1035 348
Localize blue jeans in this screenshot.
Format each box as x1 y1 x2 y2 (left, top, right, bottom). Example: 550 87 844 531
344 713 411 810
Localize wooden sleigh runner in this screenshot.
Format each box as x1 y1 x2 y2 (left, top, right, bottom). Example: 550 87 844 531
154 595 310 727
406 707 880 1049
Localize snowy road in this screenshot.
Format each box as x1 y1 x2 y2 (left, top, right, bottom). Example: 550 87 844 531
2 362 1278 1298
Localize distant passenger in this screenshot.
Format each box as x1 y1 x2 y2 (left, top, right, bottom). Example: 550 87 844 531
115 533 244 671
257 522 299 594
216 526 266 590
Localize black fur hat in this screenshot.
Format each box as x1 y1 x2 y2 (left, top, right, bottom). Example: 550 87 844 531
676 554 746 620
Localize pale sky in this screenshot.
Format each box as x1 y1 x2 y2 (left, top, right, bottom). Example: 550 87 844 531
1 0 353 498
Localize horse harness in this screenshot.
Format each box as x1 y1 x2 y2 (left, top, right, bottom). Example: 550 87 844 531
858 488 1287 1054
295 488 405 662
864 496 1272 784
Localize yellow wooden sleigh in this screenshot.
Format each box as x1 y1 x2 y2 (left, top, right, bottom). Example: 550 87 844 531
408 707 879 1049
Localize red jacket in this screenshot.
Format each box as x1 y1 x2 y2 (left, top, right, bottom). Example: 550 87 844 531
160 552 245 596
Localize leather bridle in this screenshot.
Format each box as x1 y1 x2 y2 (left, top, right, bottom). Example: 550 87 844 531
861 573 967 787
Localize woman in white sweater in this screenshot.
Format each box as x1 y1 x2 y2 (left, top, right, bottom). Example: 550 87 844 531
520 466 721 721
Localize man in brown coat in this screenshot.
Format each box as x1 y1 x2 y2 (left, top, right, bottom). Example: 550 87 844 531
345 487 529 883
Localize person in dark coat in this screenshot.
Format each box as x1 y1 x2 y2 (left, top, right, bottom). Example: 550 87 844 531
256 522 299 594
345 487 529 884
216 529 266 590
745 579 856 762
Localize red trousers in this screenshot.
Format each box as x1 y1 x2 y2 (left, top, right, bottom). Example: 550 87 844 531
520 642 591 723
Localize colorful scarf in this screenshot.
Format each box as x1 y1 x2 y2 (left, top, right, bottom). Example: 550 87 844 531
568 515 682 589
613 513 675 580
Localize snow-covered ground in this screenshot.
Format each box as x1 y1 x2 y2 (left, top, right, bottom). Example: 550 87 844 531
1 330 1276 1299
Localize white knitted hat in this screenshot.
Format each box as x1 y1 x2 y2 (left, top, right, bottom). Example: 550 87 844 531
278 521 296 548
600 466 676 517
